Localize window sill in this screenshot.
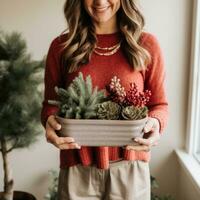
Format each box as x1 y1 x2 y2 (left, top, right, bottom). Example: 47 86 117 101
175 149 200 195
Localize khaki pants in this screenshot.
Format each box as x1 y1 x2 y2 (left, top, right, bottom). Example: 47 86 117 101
57 160 150 200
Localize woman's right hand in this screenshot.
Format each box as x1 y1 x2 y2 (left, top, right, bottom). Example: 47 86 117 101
45 115 81 150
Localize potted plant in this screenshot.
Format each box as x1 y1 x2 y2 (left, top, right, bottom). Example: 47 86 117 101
48 72 151 146
0 31 44 200
151 176 175 200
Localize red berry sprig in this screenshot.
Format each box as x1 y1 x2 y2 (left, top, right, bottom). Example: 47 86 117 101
106 76 126 104
106 76 152 107
125 83 151 107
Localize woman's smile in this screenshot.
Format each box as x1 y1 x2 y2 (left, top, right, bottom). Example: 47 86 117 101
93 6 111 14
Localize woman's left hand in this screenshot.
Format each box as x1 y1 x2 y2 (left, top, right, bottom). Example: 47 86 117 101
125 117 161 151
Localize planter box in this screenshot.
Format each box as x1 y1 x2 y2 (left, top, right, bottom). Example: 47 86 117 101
55 116 148 146
0 191 37 200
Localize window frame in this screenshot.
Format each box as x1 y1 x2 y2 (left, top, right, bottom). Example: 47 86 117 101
185 0 200 162
175 1 200 193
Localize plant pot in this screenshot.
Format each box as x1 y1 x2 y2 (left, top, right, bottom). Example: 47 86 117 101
0 191 37 200
55 115 148 146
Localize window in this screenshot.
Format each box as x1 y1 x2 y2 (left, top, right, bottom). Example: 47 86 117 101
176 0 200 192
193 44 200 163
186 0 200 164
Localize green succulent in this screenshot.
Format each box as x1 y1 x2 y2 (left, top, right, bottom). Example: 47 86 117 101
97 101 121 120
48 72 107 119
121 105 148 120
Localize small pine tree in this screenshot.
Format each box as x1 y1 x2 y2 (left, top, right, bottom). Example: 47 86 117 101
0 30 44 200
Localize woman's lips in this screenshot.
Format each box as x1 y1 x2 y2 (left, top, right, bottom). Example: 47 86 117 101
93 6 110 13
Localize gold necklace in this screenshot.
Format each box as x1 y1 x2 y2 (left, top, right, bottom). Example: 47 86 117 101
94 42 121 56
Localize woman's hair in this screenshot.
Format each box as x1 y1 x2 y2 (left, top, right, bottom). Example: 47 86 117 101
61 0 151 73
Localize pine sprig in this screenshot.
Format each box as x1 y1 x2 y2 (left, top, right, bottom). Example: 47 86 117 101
0 31 26 61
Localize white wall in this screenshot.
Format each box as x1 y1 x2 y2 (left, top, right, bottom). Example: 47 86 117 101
0 0 66 60
0 0 195 199
0 1 66 199
177 166 200 200
140 0 194 199
178 167 200 200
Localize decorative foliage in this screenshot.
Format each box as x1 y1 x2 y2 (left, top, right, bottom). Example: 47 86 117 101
48 72 107 119
106 76 151 108
151 176 175 200
49 74 151 121
125 82 151 107
97 101 121 120
95 76 151 120
106 76 126 104
121 105 148 120
44 170 59 200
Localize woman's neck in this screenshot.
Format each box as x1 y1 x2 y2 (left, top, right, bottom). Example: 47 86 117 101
94 15 119 34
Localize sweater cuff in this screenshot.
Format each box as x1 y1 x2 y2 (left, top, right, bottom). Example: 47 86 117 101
41 107 59 128
148 110 167 135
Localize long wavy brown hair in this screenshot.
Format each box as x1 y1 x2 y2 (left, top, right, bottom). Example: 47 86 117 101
60 0 151 73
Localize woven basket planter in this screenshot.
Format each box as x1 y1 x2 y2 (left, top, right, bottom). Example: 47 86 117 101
55 116 148 146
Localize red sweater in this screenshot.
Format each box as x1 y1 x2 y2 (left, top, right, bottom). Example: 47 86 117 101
41 31 169 169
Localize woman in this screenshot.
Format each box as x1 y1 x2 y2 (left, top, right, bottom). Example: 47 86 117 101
41 0 169 199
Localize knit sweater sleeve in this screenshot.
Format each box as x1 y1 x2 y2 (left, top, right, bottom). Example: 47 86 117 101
142 33 169 135
40 37 64 128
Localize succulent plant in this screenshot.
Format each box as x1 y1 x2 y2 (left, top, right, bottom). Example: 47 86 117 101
97 101 121 120
48 74 151 120
48 72 107 119
121 105 148 120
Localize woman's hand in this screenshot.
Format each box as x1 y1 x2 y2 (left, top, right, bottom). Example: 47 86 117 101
45 115 81 150
125 117 160 151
